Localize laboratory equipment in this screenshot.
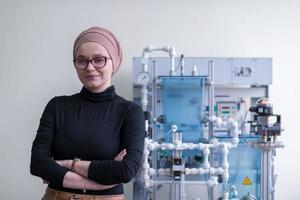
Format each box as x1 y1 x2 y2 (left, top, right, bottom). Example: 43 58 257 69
132 46 284 200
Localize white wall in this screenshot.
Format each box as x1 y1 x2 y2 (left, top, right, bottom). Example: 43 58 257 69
0 0 299 199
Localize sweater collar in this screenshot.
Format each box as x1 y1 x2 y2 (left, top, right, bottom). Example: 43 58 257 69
80 85 116 102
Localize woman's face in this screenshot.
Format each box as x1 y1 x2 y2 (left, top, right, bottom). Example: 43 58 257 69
75 42 113 93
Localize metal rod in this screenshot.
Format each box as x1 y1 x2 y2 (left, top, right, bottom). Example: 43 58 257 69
261 150 271 200
208 60 215 139
208 60 215 200
151 59 157 200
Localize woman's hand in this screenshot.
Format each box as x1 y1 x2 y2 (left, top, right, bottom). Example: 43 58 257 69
63 171 118 191
55 149 126 189
114 149 126 161
56 160 72 169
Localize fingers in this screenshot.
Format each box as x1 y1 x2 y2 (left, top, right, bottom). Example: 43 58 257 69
56 160 63 166
55 160 69 168
114 149 126 161
119 149 127 157
114 157 121 161
101 184 118 190
114 149 127 161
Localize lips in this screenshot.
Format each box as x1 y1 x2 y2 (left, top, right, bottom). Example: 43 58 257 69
86 75 100 80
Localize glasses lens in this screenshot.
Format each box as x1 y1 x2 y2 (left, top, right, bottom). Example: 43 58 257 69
92 57 106 68
75 58 88 69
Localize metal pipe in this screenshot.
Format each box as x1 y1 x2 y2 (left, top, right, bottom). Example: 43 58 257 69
208 59 215 200
208 60 215 139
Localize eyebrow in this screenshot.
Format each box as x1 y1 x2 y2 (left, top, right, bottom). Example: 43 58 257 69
76 54 107 58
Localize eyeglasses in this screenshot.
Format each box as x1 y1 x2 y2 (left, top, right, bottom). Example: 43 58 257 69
73 56 111 70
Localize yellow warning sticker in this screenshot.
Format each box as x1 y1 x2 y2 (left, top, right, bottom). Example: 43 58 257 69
242 176 252 185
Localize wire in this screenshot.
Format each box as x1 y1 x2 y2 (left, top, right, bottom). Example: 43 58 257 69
175 55 184 72
240 109 250 143
160 157 167 168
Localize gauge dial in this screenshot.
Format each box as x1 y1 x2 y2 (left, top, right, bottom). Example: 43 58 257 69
137 71 151 84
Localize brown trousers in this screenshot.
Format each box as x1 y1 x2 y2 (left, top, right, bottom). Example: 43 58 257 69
42 187 125 200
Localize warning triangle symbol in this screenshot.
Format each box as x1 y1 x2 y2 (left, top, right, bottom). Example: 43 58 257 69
243 176 252 185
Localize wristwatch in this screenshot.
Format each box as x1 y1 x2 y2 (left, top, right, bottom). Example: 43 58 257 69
71 157 81 171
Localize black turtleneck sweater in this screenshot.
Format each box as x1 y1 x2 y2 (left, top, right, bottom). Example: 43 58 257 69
30 86 145 195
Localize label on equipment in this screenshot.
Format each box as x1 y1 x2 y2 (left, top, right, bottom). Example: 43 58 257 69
242 176 253 185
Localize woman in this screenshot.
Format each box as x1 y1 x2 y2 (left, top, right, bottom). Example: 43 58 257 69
30 26 145 200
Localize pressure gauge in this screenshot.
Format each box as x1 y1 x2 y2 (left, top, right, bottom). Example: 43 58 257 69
137 71 151 84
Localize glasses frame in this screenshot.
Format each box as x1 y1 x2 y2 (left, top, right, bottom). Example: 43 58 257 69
73 56 111 70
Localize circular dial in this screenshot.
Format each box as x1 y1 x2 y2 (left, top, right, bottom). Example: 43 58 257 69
137 71 151 84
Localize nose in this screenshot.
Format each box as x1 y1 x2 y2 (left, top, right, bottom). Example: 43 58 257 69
86 61 95 71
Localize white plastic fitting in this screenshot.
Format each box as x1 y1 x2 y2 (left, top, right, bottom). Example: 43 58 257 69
207 176 218 187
